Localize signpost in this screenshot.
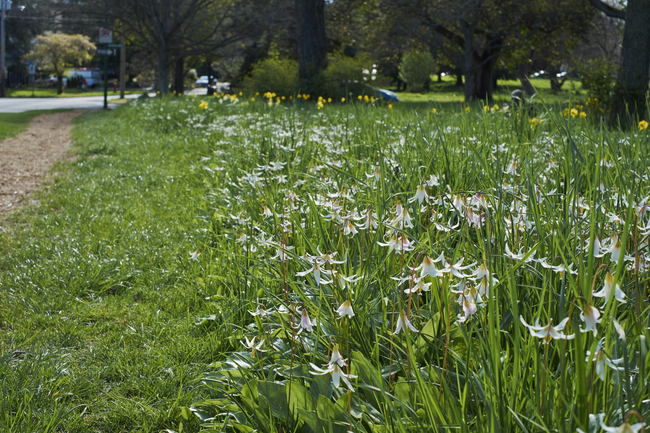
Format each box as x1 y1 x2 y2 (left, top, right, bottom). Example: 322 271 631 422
24 60 34 96
99 27 112 109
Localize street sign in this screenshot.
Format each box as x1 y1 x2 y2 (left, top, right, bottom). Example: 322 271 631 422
1 0 11 10
99 27 112 44
107 44 122 49
97 48 116 56
28 64 35 74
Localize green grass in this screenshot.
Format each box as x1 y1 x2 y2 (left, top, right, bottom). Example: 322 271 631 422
1 95 648 433
5 87 144 98
0 109 71 141
392 77 584 107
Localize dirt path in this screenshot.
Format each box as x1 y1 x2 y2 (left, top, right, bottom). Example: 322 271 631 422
0 110 87 218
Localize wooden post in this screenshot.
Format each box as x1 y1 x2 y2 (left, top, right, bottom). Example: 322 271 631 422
119 35 126 99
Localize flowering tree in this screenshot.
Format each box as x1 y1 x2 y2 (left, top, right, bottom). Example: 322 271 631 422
25 33 96 94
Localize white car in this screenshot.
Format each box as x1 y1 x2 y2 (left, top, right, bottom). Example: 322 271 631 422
196 76 215 87
65 68 102 87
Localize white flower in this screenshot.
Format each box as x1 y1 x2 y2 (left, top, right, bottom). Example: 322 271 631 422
519 316 575 340
457 295 478 323
408 185 429 205
337 300 355 318
579 303 601 336
393 310 418 334
505 244 536 262
412 254 443 278
592 272 626 304
598 414 643 433
309 363 357 391
440 255 473 278
586 339 624 381
297 308 314 333
189 250 200 261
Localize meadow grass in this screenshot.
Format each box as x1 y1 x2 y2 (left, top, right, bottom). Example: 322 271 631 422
0 109 71 141
1 94 649 433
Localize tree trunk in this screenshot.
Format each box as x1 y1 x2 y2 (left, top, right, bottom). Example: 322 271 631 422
609 0 650 126
460 19 475 101
517 49 536 96
156 50 171 94
57 74 64 95
174 57 184 95
455 70 463 87
475 57 496 102
295 0 327 93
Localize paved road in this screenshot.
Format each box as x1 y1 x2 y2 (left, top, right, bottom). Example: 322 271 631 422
0 94 145 113
0 85 232 113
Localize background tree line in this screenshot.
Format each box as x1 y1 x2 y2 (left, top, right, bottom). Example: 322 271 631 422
3 0 648 126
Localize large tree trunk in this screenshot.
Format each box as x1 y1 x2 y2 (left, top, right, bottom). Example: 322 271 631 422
609 0 650 126
57 75 64 95
460 19 475 101
156 50 171 94
174 57 184 95
295 0 327 93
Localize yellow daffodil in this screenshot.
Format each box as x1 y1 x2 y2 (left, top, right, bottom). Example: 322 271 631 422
571 108 578 118
199 101 208 109
465 106 470 112
580 111 587 118
639 120 649 131
388 104 392 109
432 108 437 113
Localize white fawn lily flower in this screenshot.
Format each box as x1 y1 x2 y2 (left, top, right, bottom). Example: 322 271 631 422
393 310 418 334
189 250 200 261
261 205 274 218
408 184 430 205
297 308 314 333
457 295 478 323
519 316 575 341
597 414 644 433
586 339 624 381
337 300 355 318
579 303 602 336
355 207 378 230
412 254 444 278
505 244 536 262
404 277 432 295
592 272 626 304
309 363 357 391
440 255 474 278
477 275 498 298
240 336 267 357
296 261 333 286
269 241 294 262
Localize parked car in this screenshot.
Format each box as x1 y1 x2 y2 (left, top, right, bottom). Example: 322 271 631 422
65 68 102 88
196 75 215 87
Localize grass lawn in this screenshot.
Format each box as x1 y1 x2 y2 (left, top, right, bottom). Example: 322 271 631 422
5 87 145 98
0 109 72 141
1 95 648 432
391 76 585 107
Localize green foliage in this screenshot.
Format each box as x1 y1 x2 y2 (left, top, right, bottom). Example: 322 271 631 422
323 52 373 99
24 33 96 94
399 50 437 92
241 57 299 96
577 57 617 116
2 94 650 433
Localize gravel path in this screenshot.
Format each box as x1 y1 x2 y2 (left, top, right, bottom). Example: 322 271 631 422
0 110 87 218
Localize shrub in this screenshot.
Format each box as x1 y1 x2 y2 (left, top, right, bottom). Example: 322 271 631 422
398 50 437 92
323 51 371 99
577 57 616 115
241 58 298 97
